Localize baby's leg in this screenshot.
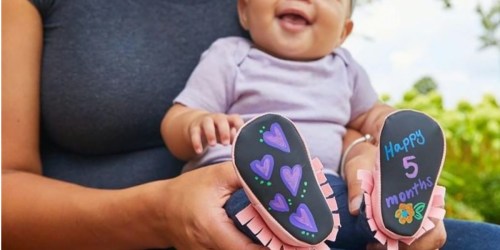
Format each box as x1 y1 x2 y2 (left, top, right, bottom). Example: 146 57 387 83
224 188 260 244
323 174 377 250
224 174 377 250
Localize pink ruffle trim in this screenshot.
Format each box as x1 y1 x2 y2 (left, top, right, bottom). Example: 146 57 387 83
235 158 340 250
357 169 446 250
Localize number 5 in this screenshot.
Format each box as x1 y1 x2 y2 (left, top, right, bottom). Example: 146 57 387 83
403 155 418 178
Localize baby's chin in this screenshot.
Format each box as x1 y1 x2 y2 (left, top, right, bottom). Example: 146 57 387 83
252 35 335 61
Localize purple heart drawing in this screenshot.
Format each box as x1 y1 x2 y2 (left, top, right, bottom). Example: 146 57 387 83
263 123 290 153
269 193 289 212
289 203 318 233
250 154 274 180
280 165 302 197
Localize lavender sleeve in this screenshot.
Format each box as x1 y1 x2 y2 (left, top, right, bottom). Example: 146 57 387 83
343 49 379 121
174 38 241 113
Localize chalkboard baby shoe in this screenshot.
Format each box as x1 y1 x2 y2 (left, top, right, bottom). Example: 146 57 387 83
358 110 447 250
233 113 340 250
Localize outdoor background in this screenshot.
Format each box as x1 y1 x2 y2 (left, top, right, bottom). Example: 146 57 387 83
344 0 499 224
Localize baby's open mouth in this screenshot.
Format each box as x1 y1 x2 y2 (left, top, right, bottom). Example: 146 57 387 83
278 13 311 26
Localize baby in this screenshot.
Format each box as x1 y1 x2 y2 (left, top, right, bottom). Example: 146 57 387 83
161 0 398 248
162 0 393 173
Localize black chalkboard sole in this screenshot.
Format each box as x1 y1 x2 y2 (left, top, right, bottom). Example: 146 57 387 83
233 113 340 249
359 110 447 248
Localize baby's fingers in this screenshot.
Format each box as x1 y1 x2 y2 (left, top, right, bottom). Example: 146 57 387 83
202 117 217 146
189 126 204 154
227 114 244 130
213 115 232 145
227 114 244 142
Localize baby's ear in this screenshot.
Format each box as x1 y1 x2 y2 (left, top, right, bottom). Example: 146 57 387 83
339 19 354 45
237 0 249 30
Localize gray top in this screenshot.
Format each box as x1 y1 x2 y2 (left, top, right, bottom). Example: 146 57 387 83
175 37 378 173
30 0 248 188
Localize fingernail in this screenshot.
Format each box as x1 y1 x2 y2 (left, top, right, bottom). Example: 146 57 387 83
349 195 363 213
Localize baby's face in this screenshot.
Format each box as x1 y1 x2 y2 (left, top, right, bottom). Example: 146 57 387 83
238 0 353 61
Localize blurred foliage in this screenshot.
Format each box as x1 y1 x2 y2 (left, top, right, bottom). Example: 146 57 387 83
441 0 452 9
413 76 438 95
476 2 500 49
441 0 499 50
383 76 500 224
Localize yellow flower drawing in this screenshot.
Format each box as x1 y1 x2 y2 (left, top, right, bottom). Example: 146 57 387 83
395 203 415 224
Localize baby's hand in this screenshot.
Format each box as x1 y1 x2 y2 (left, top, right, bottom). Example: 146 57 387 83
189 113 244 154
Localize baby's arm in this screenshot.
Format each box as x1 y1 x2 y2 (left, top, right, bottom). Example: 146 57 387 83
161 104 244 161
347 102 396 144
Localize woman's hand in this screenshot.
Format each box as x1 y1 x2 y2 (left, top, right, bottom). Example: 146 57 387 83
342 130 446 250
159 162 266 250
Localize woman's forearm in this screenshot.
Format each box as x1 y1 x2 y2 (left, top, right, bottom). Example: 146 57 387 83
2 170 170 249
